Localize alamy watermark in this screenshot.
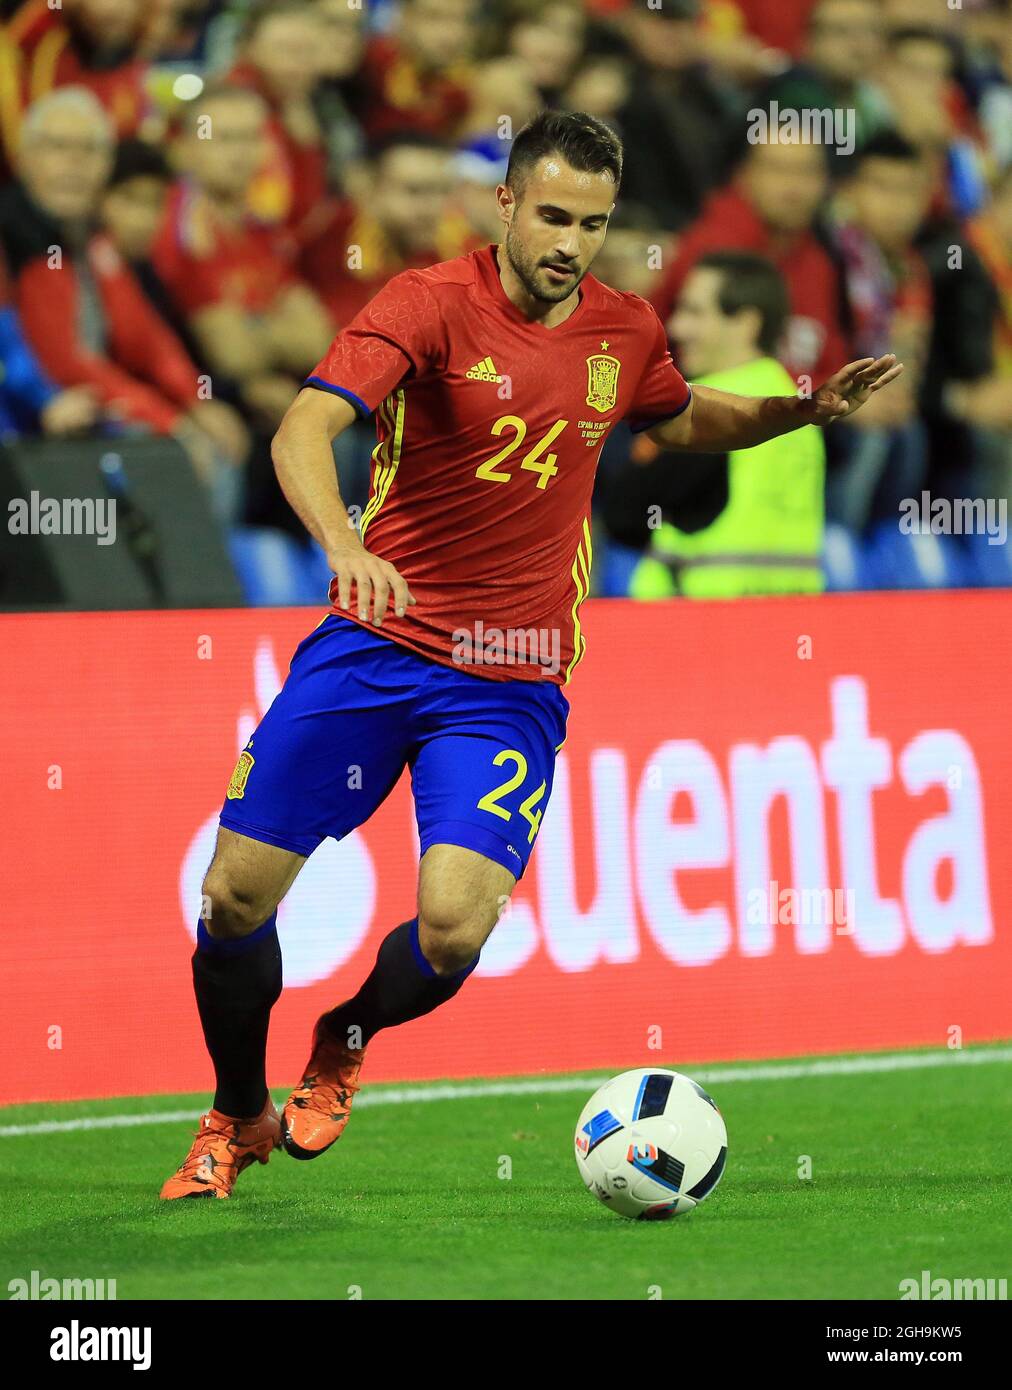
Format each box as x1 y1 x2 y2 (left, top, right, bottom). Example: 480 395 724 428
8 1270 117 1299
746 880 855 932
747 102 856 157
899 492 1007 547
8 491 116 546
452 620 561 676
899 1270 1007 1300
50 1320 151 1370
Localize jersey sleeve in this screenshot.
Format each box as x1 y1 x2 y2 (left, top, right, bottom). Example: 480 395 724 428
625 308 692 434
304 269 444 417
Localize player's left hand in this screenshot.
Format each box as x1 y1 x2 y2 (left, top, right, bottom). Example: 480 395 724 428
805 355 905 425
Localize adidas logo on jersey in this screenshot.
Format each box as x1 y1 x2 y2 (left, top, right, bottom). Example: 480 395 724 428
465 356 503 383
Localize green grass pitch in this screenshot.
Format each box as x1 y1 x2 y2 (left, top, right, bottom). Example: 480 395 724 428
1 1047 1009 1301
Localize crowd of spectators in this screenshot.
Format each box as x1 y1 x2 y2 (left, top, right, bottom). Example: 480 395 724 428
1 0 1010 602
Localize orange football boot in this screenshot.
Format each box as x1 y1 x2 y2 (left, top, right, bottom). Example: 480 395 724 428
281 1019 366 1160
159 1097 281 1199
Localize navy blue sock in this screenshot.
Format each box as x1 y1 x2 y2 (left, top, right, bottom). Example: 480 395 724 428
321 918 478 1048
192 914 283 1119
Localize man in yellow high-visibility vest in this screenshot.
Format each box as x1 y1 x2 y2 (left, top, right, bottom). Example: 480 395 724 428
631 251 826 598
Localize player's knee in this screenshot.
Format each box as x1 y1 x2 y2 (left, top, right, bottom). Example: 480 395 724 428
417 902 485 976
201 872 276 940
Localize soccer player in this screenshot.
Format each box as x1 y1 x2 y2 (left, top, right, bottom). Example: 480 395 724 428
161 111 903 1198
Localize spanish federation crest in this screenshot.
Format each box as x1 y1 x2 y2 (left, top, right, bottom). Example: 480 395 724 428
226 750 255 800
586 350 620 413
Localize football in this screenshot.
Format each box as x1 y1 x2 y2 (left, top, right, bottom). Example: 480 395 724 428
574 1069 728 1219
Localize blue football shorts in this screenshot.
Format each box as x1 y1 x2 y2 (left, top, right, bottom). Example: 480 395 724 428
218 614 570 879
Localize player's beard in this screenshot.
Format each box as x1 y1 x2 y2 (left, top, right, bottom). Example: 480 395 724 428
504 224 584 304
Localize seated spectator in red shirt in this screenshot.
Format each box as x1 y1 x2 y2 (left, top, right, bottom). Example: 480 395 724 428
3 88 241 472
300 131 474 328
228 0 329 246
99 137 249 469
0 0 154 169
0 247 98 440
154 82 333 433
352 0 477 141
651 139 849 385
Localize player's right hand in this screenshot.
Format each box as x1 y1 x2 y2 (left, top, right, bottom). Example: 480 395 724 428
326 540 416 627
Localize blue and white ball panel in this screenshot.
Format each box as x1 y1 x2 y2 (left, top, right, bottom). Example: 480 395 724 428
574 1068 728 1220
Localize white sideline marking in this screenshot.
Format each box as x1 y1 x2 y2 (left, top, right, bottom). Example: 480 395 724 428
1 1045 1010 1139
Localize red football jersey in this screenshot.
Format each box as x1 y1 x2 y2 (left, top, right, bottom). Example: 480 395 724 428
306 243 691 685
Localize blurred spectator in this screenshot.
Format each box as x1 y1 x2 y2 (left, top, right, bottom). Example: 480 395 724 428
136 0 227 64
504 0 586 107
352 0 477 140
0 248 98 439
762 0 892 170
877 26 988 218
300 130 472 327
312 0 368 192
561 30 629 130
882 0 960 33
450 143 511 246
956 165 1012 495
100 138 173 268
968 167 1012 386
589 202 672 300
827 132 934 530
606 1 747 231
99 134 248 476
228 0 329 242
458 55 540 150
651 139 849 384
976 11 1012 170
668 2 789 87
153 80 332 535
153 82 332 434
720 0 820 59
1 88 243 483
0 0 155 167
615 251 825 597
100 136 185 341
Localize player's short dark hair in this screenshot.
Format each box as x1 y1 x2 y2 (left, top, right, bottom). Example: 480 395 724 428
695 251 789 356
506 110 623 200
108 138 171 189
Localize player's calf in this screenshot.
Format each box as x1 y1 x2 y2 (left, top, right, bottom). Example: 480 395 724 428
282 849 510 1162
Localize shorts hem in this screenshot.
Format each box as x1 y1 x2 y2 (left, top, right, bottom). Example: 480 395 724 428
419 818 528 880
218 813 321 859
